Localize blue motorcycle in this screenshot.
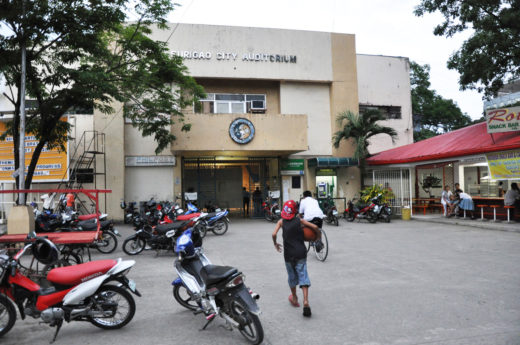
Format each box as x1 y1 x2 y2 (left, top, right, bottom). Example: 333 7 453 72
201 209 229 236
170 224 263 344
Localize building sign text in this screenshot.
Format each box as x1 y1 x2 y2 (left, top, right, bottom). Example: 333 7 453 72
486 106 520 133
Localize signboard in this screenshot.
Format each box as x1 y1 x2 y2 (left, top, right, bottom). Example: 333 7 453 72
316 168 336 176
125 155 176 167
0 121 68 183
281 159 304 176
486 149 520 179
486 106 520 133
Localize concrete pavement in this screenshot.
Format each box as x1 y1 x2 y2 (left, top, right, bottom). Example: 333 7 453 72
3 218 520 345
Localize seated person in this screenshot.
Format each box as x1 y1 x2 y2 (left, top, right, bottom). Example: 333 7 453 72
441 185 453 217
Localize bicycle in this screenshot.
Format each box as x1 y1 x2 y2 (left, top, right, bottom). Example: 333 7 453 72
306 228 328 262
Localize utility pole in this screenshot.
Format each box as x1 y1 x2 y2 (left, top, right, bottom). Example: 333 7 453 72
18 0 26 204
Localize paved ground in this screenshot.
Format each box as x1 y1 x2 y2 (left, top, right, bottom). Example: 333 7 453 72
3 218 520 345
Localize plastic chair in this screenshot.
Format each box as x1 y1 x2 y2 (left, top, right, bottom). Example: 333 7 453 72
504 205 515 222
476 205 486 221
489 205 500 222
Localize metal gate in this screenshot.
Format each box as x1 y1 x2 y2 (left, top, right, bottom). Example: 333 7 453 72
373 169 411 215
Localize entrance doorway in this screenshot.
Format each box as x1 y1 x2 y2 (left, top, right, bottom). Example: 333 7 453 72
182 157 280 217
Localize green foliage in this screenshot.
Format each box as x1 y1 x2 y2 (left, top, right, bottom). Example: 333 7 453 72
0 1 204 192
415 0 520 97
421 175 442 197
410 61 472 142
359 184 395 204
332 109 398 161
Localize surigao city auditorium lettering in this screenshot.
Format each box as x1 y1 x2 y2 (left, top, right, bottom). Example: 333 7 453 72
171 51 297 63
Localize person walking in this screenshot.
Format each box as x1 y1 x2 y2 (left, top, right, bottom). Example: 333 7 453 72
272 200 321 317
299 190 325 228
253 187 262 217
242 187 250 217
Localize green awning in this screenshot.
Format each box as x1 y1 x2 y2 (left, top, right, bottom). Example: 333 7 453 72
308 157 358 168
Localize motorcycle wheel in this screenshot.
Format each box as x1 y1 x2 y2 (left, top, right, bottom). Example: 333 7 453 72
172 285 199 311
96 231 118 254
122 237 145 255
0 294 16 337
231 300 264 345
324 215 332 224
89 285 135 330
196 223 207 239
212 220 228 236
346 213 355 222
368 211 377 223
264 210 271 221
333 216 339 226
384 214 391 223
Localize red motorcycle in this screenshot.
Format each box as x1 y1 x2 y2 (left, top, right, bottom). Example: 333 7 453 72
344 196 378 223
262 197 280 222
0 238 140 341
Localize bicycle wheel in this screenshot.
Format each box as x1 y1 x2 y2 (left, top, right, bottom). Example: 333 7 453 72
314 229 328 262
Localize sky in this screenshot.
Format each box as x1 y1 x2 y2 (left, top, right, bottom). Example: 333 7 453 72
167 0 484 120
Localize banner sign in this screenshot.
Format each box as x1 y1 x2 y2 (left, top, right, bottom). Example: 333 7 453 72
486 149 520 179
0 121 68 183
281 159 304 175
125 155 176 167
486 106 520 133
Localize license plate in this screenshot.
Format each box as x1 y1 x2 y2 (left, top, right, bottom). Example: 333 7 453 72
332 210 338 215
128 279 136 292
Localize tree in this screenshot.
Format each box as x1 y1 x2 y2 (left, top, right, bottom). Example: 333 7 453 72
415 0 520 97
410 61 472 141
332 109 397 186
0 1 204 201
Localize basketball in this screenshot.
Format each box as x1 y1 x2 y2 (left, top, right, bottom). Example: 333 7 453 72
303 226 317 241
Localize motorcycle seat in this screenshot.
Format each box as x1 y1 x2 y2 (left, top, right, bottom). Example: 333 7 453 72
200 265 238 286
205 212 217 218
77 219 111 231
176 213 200 221
155 221 189 234
47 259 117 286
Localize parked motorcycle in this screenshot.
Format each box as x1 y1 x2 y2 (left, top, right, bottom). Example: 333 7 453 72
122 220 193 256
344 196 378 223
120 201 139 224
198 210 230 236
321 197 339 226
171 225 263 344
74 218 121 254
372 194 392 223
0 238 140 341
262 197 280 222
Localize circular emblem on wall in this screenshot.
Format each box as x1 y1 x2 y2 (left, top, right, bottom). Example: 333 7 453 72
229 118 255 144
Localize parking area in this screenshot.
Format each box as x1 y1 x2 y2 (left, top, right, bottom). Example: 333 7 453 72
4 219 520 345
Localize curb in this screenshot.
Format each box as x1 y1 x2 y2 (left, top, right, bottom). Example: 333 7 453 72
412 216 520 233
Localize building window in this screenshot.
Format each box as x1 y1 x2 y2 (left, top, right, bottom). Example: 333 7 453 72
359 104 401 119
196 93 266 114
292 176 301 189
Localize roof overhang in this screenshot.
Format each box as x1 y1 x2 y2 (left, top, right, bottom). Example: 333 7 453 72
308 157 358 168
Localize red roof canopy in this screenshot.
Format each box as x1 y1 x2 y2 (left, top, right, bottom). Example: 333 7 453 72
366 122 520 165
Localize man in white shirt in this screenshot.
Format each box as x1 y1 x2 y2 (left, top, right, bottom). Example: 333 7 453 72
299 191 325 228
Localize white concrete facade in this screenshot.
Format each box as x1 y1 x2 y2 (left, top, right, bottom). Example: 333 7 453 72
357 54 414 154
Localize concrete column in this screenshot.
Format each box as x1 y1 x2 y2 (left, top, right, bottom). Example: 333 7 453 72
94 103 125 221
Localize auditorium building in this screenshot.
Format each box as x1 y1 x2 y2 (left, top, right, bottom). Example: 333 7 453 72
0 24 414 218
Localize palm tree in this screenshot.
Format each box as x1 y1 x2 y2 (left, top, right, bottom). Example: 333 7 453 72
332 109 397 186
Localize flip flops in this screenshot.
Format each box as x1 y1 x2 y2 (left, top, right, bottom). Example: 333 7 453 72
288 295 300 307
303 306 312 317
